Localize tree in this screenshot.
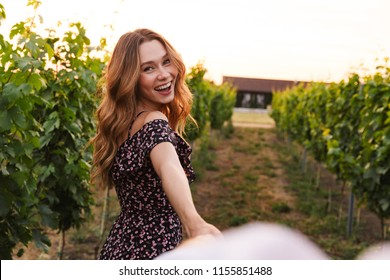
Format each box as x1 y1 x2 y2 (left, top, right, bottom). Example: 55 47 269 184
0 1 106 259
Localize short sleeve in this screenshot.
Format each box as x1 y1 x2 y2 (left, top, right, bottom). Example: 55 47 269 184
139 119 178 157
138 119 195 184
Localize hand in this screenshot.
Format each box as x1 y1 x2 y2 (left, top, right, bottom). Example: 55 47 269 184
180 222 223 249
192 223 222 238
184 218 222 240
179 233 218 249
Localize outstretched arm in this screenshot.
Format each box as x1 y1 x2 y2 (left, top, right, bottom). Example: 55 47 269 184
150 141 221 239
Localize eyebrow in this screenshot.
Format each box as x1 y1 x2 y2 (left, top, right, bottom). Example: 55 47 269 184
140 53 169 67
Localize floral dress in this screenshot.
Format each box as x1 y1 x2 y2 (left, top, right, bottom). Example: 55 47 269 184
99 119 195 260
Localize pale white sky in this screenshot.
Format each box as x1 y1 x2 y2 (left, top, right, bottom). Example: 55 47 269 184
1 0 389 84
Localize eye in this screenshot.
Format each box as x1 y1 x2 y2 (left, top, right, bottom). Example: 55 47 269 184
163 58 171 65
143 66 153 72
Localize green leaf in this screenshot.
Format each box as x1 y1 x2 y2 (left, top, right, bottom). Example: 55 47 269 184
0 187 13 217
25 35 41 57
16 248 25 258
29 73 47 91
1 160 10 176
79 159 91 170
62 106 76 121
15 56 33 70
30 136 41 149
9 106 28 129
2 83 22 103
0 4 6 24
44 43 54 59
39 205 58 228
0 110 12 132
15 96 35 113
10 171 29 187
380 199 389 212
10 22 26 39
42 112 60 133
39 133 52 147
4 144 16 157
32 229 51 252
40 163 55 181
27 0 42 10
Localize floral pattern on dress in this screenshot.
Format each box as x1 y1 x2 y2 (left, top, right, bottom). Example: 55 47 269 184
98 119 195 260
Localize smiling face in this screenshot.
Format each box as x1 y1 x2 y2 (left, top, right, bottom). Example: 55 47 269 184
137 39 178 111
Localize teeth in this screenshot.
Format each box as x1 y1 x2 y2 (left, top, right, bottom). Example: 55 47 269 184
155 82 171 91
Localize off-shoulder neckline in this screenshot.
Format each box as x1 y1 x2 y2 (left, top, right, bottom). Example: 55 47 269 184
129 118 169 140
118 118 190 152
118 119 175 151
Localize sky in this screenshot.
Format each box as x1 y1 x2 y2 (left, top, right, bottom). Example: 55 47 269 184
1 0 389 84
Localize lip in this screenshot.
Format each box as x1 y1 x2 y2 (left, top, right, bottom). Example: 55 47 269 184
154 80 174 95
154 81 172 90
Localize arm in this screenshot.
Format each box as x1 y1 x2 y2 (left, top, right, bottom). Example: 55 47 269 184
150 139 221 239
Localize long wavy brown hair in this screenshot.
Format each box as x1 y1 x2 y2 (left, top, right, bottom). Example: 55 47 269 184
90 29 195 188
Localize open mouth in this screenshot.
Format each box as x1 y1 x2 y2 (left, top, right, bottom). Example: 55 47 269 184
154 81 172 92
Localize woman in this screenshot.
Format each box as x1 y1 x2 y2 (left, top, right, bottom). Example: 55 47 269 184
91 29 221 260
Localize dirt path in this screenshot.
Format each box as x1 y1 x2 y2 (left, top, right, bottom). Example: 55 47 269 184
192 126 302 231
233 122 275 129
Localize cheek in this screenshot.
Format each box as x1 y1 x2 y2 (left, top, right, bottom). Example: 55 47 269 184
138 75 153 90
169 65 179 78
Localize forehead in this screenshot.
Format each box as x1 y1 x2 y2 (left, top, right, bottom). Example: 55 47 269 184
139 40 167 63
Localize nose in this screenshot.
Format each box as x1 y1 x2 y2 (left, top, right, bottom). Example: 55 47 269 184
157 67 170 80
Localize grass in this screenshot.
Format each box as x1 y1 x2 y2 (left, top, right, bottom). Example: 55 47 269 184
232 110 275 125
271 202 292 214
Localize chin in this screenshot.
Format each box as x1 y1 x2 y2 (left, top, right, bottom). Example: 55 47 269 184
162 94 175 104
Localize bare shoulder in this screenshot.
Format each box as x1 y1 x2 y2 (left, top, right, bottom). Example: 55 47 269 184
143 111 168 124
